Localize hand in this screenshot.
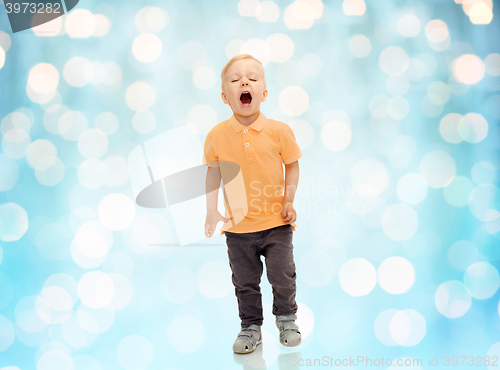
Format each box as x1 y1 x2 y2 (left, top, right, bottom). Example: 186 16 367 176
282 202 296 225
205 210 230 238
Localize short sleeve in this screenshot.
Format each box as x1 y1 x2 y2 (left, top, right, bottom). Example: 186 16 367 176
279 123 302 165
202 129 219 167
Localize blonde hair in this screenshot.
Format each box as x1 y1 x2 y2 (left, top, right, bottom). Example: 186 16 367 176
220 54 266 92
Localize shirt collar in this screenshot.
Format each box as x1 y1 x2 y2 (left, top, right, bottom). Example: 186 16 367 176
228 111 267 133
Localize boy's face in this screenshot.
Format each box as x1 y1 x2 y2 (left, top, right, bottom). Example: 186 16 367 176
221 59 268 117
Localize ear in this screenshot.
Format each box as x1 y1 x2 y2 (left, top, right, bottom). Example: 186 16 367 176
221 92 229 105
261 89 268 102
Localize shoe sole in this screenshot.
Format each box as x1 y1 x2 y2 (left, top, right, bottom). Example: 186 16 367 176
280 339 301 347
233 339 262 354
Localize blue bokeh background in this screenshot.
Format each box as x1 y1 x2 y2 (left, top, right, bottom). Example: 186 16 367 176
0 0 500 369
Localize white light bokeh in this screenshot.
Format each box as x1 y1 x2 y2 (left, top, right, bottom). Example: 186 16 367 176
103 156 129 187
435 280 471 318
92 14 111 37
35 157 65 186
187 104 218 136
61 313 98 348
28 63 59 95
132 212 171 249
65 9 97 38
289 119 314 149
468 3 493 24
77 301 115 334
378 257 415 294
350 158 389 197
387 96 410 120
452 54 485 85
107 273 133 311
77 158 109 189
278 86 309 117
132 33 162 63
283 0 322 30
77 128 108 158
390 309 426 346
374 308 400 346
343 0 366 16
26 139 57 171
1 111 31 135
468 184 500 222
321 121 352 151
37 349 74 370
348 35 371 58
379 46 409 76
458 113 488 143
464 262 500 299
397 14 421 37
64 57 93 87
94 112 119 135
381 204 418 241
485 53 500 76
58 110 89 141
266 33 294 63
425 19 449 43
197 260 232 299
439 113 463 143
125 82 156 111
0 202 29 242
339 258 377 296
74 220 113 259
0 154 19 191
98 193 135 231
132 111 156 134
256 1 280 22
299 249 337 287
396 173 428 205
419 151 456 188
78 271 115 309
2 128 31 159
0 46 5 69
135 6 168 33
193 66 216 90
0 31 11 52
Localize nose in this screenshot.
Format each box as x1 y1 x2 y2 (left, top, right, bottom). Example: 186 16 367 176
240 79 248 87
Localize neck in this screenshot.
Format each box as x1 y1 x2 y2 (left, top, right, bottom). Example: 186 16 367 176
234 111 260 126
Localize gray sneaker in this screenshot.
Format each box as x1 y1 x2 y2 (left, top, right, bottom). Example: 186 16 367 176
233 324 262 354
276 315 301 347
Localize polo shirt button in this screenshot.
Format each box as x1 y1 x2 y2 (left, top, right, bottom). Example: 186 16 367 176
244 129 248 133
245 143 250 147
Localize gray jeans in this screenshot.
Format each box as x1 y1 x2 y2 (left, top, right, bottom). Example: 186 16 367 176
225 224 298 328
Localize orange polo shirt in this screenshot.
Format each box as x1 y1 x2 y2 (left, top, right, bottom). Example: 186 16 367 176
202 111 302 236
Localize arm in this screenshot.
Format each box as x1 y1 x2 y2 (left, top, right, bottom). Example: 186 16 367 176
282 160 299 224
205 165 230 237
206 165 221 211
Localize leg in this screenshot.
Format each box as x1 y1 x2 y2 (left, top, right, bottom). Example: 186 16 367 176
225 231 264 327
261 225 298 317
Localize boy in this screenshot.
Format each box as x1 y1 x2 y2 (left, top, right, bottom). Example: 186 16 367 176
203 54 302 354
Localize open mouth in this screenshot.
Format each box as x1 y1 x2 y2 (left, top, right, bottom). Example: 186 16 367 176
240 91 252 107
